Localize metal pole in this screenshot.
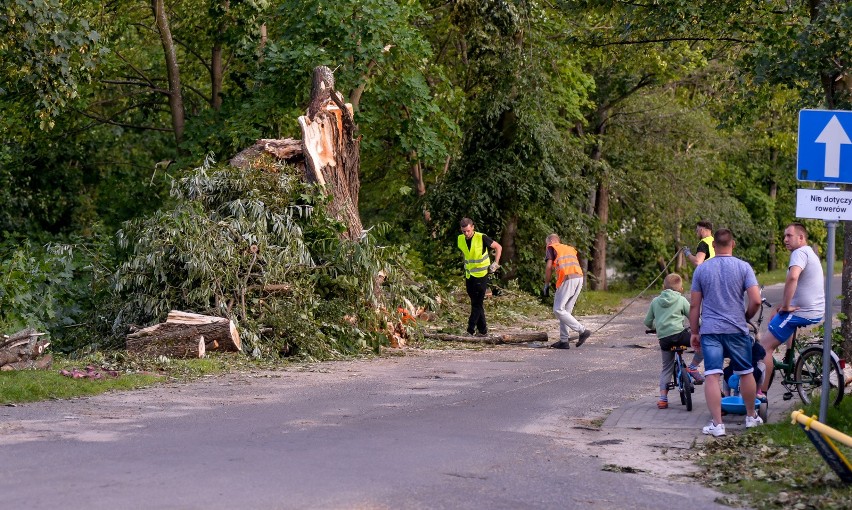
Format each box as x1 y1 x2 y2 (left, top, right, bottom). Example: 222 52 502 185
820 219 837 423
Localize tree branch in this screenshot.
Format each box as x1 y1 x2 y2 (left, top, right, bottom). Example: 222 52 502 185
73 106 173 132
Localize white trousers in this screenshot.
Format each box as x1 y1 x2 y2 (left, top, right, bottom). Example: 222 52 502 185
553 277 584 341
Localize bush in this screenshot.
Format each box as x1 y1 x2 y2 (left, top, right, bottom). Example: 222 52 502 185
0 238 112 351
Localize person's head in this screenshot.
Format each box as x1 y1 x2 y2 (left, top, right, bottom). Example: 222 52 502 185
459 217 475 239
712 228 735 254
696 221 713 239
783 222 808 252
663 273 683 293
546 233 560 246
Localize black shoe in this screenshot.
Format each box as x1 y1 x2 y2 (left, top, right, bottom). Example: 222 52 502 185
550 341 570 349
474 331 488 337
577 329 591 347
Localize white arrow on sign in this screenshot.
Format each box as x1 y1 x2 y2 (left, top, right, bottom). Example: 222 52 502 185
815 115 852 178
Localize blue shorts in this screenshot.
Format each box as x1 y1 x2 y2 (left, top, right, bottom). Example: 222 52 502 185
767 312 822 344
701 333 755 376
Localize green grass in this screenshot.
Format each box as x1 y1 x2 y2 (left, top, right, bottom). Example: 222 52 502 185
0 370 163 404
0 353 238 404
698 396 852 508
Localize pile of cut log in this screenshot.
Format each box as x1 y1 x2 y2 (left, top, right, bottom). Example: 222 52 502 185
0 328 52 371
126 311 241 358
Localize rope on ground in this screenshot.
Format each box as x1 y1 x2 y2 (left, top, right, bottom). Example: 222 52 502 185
589 247 686 334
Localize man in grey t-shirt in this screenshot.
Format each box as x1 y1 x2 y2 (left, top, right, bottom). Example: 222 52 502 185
759 222 825 396
690 228 763 436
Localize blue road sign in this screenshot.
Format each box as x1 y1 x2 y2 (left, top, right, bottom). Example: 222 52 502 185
798 109 852 183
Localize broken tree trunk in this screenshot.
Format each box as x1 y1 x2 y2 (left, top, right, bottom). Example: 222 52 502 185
0 328 51 370
228 66 363 241
126 311 241 357
298 66 363 240
423 331 548 344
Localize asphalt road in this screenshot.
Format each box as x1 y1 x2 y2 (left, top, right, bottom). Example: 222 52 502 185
0 276 840 510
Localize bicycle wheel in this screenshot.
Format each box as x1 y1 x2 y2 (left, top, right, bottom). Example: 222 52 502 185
675 368 686 405
794 347 845 407
680 364 693 411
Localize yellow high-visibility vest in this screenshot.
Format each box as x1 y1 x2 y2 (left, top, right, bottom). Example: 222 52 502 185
701 235 715 259
457 232 490 278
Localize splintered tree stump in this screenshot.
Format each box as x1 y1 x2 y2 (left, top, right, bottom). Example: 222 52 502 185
298 65 362 240
424 331 548 344
125 311 241 358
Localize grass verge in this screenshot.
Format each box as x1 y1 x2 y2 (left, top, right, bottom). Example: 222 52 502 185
0 352 240 404
696 396 852 509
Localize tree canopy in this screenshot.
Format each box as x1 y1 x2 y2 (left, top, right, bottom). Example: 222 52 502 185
2 0 851 356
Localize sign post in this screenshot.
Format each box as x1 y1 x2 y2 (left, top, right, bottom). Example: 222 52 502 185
797 109 852 423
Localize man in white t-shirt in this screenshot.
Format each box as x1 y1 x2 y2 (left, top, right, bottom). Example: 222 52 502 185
758 222 825 398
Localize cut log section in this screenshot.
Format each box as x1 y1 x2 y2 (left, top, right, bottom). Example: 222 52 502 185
126 327 206 358
0 328 51 370
126 311 241 358
423 331 548 344
165 311 241 352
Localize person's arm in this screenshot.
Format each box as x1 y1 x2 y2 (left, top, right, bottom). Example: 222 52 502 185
544 259 553 283
689 291 702 351
745 285 761 320
644 305 655 330
688 252 706 265
490 240 502 266
780 265 802 312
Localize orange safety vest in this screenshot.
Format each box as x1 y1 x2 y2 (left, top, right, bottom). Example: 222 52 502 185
552 243 583 289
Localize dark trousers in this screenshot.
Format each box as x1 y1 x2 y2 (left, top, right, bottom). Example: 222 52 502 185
465 275 489 334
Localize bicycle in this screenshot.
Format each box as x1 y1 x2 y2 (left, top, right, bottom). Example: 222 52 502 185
751 290 845 407
647 329 694 411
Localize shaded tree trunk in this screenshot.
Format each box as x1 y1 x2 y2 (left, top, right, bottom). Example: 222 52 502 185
590 177 609 290
211 42 223 111
768 179 778 271
588 110 609 290
499 214 519 281
408 150 426 196
151 0 185 148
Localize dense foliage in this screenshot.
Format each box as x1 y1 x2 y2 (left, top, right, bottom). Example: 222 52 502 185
2 0 851 354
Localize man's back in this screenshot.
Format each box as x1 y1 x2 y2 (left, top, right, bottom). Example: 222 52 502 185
691 256 758 335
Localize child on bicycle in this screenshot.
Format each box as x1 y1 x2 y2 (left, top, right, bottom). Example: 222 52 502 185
644 273 703 409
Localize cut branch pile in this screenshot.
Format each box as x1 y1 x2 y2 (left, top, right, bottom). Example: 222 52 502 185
126 311 241 358
0 328 52 371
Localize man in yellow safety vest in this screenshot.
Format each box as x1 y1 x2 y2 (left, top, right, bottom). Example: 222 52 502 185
457 218 502 336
